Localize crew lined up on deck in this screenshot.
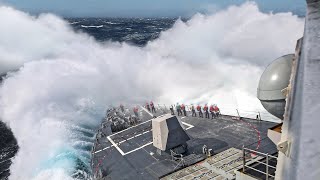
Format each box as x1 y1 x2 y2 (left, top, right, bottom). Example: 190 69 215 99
119 102 155 120
175 103 187 116
146 101 156 113
119 104 140 119
173 103 220 119
120 102 220 120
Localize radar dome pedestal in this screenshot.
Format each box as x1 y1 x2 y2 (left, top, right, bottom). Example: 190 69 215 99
257 54 294 120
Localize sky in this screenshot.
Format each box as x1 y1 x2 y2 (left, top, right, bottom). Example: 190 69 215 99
1 0 306 17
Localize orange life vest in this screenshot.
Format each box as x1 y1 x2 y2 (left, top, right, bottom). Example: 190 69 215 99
214 106 219 112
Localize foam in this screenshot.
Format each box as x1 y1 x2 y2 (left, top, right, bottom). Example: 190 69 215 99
80 25 103 28
0 2 304 179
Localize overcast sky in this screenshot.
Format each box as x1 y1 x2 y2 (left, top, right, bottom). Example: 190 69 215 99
1 0 306 17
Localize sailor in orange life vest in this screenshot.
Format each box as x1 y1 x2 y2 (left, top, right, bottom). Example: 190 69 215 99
150 101 156 113
181 104 187 116
210 105 216 119
214 105 220 117
204 104 209 119
146 102 151 112
191 104 197 117
133 106 139 119
197 104 203 118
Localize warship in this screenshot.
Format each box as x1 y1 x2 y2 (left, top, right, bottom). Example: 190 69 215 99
0 0 319 180
90 1 320 179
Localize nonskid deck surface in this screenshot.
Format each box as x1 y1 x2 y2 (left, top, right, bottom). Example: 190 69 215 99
91 107 278 179
161 147 263 180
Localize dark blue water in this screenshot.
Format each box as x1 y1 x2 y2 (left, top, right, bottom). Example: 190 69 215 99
67 18 177 46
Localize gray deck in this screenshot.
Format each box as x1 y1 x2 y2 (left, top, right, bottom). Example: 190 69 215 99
91 107 278 179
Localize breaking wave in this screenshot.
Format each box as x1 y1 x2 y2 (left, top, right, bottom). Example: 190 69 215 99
103 21 120 25
0 2 303 180
80 25 103 28
70 21 81 25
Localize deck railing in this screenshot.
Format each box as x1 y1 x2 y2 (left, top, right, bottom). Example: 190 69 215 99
242 147 277 180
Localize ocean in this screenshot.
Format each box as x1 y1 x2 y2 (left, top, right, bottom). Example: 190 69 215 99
66 18 177 46
0 3 304 180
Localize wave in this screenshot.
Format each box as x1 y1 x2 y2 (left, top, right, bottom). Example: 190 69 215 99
0 2 303 180
103 21 120 25
80 25 103 28
69 21 81 25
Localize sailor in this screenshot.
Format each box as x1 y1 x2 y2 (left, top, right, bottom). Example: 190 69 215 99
214 105 220 118
176 103 182 116
150 101 156 113
191 104 197 117
128 115 134 125
146 102 151 112
204 104 209 119
181 104 187 116
120 104 124 112
210 105 216 119
133 106 139 118
197 105 203 118
170 105 175 115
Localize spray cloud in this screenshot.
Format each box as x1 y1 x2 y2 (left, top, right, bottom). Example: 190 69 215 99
0 2 303 179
